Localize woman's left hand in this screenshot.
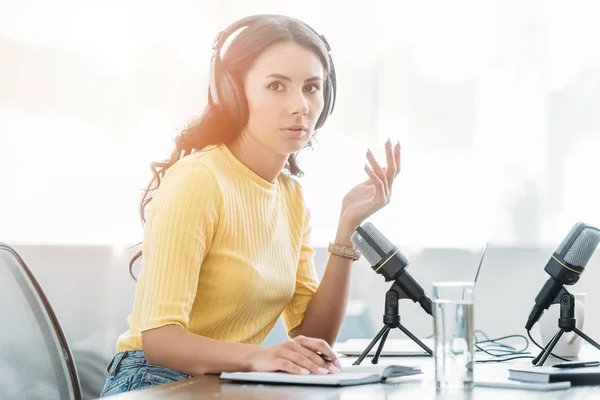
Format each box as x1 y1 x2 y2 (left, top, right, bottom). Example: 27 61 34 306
339 139 401 230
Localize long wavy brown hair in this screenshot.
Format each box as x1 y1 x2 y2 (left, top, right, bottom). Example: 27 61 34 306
128 16 332 280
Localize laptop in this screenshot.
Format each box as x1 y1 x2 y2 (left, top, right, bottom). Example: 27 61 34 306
334 242 489 357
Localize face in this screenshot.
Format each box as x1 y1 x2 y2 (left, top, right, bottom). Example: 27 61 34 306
242 41 326 156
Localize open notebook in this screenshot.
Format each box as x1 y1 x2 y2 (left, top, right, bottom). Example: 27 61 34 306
220 364 422 386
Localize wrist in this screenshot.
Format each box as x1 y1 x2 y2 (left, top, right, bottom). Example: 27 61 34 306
240 344 263 372
335 217 358 247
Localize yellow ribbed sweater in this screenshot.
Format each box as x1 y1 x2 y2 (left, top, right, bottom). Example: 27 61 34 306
116 144 319 352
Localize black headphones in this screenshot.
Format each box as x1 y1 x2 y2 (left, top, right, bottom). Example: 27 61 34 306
208 14 337 130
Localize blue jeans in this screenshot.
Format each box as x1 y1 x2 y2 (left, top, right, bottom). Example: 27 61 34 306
99 350 192 397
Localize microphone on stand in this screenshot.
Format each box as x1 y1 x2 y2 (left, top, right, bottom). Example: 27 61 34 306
349 222 434 364
525 222 600 366
351 222 433 315
525 222 600 331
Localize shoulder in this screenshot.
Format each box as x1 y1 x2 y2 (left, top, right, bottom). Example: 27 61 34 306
162 159 215 189
278 172 305 200
164 146 222 185
153 148 224 205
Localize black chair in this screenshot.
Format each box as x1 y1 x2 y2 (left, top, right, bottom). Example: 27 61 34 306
0 242 82 399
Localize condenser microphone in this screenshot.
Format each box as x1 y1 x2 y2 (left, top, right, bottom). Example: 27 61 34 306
525 222 600 331
351 222 432 315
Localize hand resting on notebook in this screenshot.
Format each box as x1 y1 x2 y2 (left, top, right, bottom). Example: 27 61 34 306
248 335 342 376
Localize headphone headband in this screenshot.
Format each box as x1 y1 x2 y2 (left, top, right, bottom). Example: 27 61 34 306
212 14 329 53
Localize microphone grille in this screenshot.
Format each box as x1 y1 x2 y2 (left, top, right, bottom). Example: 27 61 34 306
562 223 600 268
556 222 585 255
350 222 395 265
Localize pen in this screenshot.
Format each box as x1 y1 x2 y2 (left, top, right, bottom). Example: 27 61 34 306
316 351 332 363
553 360 600 369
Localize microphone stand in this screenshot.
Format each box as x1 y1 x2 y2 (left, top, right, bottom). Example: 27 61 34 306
353 281 433 365
532 287 600 366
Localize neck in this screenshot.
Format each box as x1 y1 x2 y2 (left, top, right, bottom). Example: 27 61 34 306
227 130 288 184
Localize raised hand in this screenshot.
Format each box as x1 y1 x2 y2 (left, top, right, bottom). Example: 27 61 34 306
339 139 401 229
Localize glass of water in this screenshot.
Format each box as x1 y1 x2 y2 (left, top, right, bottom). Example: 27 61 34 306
432 282 475 392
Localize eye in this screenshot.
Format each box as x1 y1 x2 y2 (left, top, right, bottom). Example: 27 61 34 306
267 82 285 91
304 83 321 93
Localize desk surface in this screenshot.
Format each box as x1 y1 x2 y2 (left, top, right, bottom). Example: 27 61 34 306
100 349 600 400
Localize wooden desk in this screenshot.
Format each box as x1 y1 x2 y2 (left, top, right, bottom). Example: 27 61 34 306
99 348 600 400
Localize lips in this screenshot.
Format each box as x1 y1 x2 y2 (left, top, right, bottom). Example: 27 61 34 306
282 124 308 132
281 126 307 139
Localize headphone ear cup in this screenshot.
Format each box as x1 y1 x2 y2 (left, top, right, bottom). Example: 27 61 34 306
315 78 333 130
219 70 247 124
315 52 336 130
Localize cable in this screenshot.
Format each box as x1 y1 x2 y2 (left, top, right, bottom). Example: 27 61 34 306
526 329 570 362
425 330 564 364
477 355 535 363
477 334 528 354
473 332 535 363
476 330 514 350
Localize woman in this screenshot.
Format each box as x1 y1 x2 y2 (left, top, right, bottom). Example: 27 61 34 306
100 13 401 397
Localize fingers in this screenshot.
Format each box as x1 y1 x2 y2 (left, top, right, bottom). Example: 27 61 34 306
282 347 336 375
261 336 343 376
370 140 401 199
365 163 386 202
293 345 335 372
366 149 389 197
273 358 311 375
394 141 401 176
384 139 397 184
293 336 341 370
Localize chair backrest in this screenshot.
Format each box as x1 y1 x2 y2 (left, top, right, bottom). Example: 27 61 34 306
0 243 82 400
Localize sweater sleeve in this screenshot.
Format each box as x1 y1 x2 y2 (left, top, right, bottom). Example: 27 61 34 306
281 204 320 335
137 159 221 332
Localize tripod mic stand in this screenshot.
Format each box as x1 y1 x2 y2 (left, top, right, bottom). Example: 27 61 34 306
532 287 600 366
353 281 433 365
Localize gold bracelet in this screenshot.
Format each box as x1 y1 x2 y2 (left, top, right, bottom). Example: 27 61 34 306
328 242 361 261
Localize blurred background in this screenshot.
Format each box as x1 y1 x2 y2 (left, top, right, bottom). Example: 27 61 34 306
1 0 599 398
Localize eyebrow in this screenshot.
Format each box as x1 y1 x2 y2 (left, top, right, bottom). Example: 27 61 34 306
265 73 323 83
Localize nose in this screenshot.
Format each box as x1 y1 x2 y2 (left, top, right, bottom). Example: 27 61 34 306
290 90 309 116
